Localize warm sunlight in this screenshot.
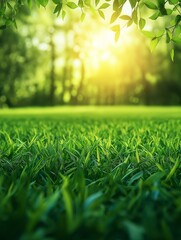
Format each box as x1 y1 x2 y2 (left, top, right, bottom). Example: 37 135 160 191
17 0 170 107
48 0 136 73
83 25 134 71
89 29 117 68
78 1 135 70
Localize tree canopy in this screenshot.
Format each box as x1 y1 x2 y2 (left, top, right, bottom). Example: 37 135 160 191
0 0 180 59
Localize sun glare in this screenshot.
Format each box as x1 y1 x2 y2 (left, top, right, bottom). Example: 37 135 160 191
49 2 137 78
86 30 116 69
85 24 134 71
84 1 134 69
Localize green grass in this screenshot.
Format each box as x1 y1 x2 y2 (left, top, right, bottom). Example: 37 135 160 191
0 107 181 240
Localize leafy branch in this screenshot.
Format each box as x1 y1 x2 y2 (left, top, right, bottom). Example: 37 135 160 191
0 0 180 59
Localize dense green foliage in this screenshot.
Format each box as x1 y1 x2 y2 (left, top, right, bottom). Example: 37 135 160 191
0 1 180 53
0 107 181 239
0 26 39 107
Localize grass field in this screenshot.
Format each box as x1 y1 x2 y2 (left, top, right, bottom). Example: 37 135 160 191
0 106 181 240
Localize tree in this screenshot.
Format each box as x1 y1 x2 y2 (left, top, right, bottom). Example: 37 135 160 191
0 25 40 107
0 0 180 59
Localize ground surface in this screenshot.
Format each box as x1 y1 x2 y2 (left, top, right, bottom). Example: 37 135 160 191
0 106 180 240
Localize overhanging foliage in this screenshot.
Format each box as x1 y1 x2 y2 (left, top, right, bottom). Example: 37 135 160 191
0 0 180 59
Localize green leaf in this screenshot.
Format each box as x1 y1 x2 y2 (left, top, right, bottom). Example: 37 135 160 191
168 0 178 4
98 9 105 19
127 19 133 27
174 24 181 37
113 0 120 11
84 0 91 6
99 3 110 9
52 0 61 4
149 11 160 20
62 10 66 20
150 37 160 52
53 3 62 15
39 0 48 7
142 30 155 38
119 15 131 20
132 9 138 24
166 157 179 180
139 18 146 29
118 0 127 4
95 0 100 6
156 30 164 37
175 15 181 25
110 11 121 24
166 9 173 15
114 29 120 42
143 0 158 9
111 24 120 32
111 24 121 41
129 0 137 8
67 2 78 9
166 29 172 43
157 0 165 5
172 37 181 44
78 0 84 7
157 0 167 15
27 0 33 8
170 48 174 62
7 2 13 10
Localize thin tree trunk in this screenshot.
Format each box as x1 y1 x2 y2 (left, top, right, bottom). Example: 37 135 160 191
49 32 56 106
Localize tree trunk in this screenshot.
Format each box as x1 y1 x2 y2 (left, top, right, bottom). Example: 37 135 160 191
49 31 56 106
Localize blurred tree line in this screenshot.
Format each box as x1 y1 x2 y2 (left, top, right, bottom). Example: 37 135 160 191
0 5 180 107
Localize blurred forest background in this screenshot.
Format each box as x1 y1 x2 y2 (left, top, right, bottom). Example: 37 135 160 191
0 3 181 108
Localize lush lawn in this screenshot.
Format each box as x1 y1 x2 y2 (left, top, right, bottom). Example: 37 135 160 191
0 107 181 240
